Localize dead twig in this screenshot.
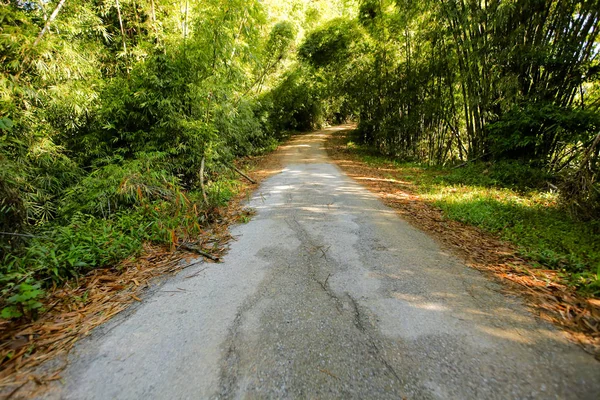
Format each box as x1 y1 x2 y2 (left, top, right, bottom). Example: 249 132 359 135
228 164 256 184
178 243 220 262
319 368 339 380
319 245 331 260
324 273 331 287
185 266 210 279
4 379 28 400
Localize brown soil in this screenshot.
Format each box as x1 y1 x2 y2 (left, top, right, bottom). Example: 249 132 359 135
325 127 600 359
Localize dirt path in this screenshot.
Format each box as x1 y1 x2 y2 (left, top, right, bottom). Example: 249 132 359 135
46 127 599 399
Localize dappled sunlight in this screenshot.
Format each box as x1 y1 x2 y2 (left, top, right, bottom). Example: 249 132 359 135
385 290 549 346
457 309 492 317
354 176 412 185
415 302 449 312
299 206 333 213
476 326 534 344
382 192 415 200
325 127 600 354
233 125 600 381
271 185 296 191
3 0 597 392
310 173 337 179
393 292 446 302
249 128 570 355
370 271 415 280
382 279 563 349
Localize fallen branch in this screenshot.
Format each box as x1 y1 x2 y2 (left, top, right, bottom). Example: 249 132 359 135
5 379 28 400
185 266 209 279
178 243 220 261
229 164 256 184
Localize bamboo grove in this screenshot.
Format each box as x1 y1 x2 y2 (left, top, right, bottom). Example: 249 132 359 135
1 0 599 317
298 0 600 214
0 0 346 318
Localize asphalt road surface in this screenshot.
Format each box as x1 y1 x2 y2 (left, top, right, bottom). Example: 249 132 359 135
49 127 600 399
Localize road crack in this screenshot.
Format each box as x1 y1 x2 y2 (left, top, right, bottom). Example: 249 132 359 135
216 273 277 399
348 294 403 385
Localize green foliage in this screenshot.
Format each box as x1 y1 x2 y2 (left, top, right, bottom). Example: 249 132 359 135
258 66 325 135
298 18 362 68
60 153 178 218
0 118 13 130
487 104 600 162
0 0 327 320
433 195 600 295
299 0 600 214
264 21 297 69
350 143 600 295
439 161 553 191
5 0 597 319
1 282 45 320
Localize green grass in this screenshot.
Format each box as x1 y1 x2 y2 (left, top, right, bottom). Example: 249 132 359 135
0 171 248 320
348 142 600 296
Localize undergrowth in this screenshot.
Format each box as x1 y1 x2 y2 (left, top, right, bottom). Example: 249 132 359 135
347 141 600 296
0 159 247 320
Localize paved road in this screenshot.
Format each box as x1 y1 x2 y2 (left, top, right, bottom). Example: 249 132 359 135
51 127 599 399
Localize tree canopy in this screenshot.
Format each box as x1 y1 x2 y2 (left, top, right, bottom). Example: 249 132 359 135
0 0 351 318
297 0 600 213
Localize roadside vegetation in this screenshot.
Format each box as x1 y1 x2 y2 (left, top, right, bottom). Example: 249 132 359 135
345 139 600 295
3 0 598 391
291 0 600 297
0 0 351 320
2 0 599 320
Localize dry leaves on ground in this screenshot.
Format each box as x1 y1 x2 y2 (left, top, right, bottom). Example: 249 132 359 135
325 129 600 359
0 245 190 398
0 149 283 399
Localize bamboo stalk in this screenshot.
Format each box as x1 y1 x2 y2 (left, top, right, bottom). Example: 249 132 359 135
115 0 127 53
33 0 67 47
200 156 208 205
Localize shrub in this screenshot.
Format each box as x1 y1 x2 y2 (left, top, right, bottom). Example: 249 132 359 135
258 66 325 135
440 161 553 190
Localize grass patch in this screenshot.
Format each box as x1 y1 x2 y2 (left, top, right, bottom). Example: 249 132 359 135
345 140 600 296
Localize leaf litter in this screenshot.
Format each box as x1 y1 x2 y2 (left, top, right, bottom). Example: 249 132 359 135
326 128 600 359
0 151 283 399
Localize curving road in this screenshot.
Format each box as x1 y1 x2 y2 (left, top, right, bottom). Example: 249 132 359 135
50 127 599 399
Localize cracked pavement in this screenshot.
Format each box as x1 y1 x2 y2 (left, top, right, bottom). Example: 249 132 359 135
49 127 600 399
